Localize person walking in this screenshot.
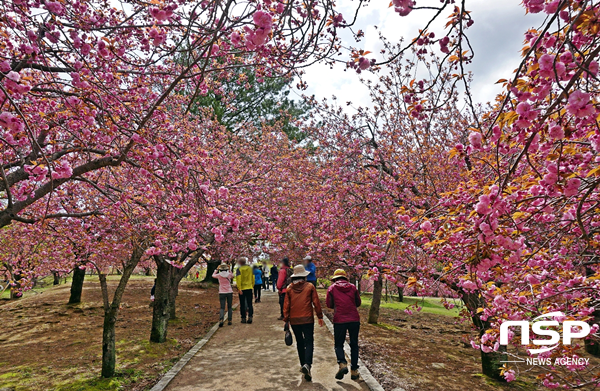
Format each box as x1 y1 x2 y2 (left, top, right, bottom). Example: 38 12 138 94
270 263 278 292
303 256 317 287
212 263 233 327
235 257 255 324
262 265 269 290
150 278 156 302
283 264 324 382
326 269 362 380
276 258 292 320
253 264 263 303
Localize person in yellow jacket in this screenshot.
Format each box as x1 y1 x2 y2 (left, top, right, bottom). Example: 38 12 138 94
235 257 255 323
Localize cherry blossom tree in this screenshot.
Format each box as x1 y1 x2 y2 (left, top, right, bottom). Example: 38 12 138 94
392 0 600 385
0 0 355 228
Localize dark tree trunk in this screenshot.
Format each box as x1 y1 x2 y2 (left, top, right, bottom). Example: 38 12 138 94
368 275 383 324
68 267 86 304
201 260 219 284
397 285 404 303
150 260 174 343
150 253 201 343
101 305 117 378
460 290 506 381
585 267 600 357
585 307 600 357
99 245 145 378
385 279 389 302
53 271 60 285
169 278 179 319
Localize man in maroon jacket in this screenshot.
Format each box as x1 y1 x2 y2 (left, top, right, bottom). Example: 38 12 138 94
326 269 361 381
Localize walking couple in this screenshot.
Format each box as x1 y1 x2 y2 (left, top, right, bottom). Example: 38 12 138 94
212 256 256 326
282 265 361 382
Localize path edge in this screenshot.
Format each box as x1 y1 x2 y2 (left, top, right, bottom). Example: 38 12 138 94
322 316 386 391
149 304 238 391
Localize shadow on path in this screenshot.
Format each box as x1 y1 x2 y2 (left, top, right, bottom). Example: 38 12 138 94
165 290 368 391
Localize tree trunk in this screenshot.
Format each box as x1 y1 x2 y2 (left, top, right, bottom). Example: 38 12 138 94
150 253 202 342
397 285 404 302
69 267 86 304
169 282 179 319
201 260 219 283
460 290 506 381
480 346 508 381
99 245 145 378
585 307 600 357
385 278 389 302
101 306 117 378
585 267 600 357
150 260 174 343
53 271 60 285
368 275 383 324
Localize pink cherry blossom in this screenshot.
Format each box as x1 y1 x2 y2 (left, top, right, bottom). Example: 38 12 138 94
468 131 483 149
420 221 432 232
253 11 273 30
6 71 20 82
358 57 371 70
51 161 73 180
548 124 564 139
563 178 581 197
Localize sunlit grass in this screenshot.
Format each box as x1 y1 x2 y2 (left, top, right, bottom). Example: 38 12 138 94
359 294 461 317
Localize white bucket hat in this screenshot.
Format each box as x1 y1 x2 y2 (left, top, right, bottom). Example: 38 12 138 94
291 264 310 278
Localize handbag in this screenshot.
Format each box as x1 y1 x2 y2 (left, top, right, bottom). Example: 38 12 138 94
284 322 293 346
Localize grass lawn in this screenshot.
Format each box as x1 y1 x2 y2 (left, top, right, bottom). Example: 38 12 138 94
359 294 462 317
317 288 461 317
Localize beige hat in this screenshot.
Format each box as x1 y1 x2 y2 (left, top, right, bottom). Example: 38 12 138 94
291 264 310 278
331 269 348 280
218 263 229 271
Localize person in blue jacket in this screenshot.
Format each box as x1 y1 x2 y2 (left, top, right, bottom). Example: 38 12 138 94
303 256 317 287
253 264 263 303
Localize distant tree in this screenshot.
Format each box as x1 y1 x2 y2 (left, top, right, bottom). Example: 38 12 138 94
192 71 311 142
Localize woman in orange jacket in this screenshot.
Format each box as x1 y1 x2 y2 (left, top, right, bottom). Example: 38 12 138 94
283 264 324 381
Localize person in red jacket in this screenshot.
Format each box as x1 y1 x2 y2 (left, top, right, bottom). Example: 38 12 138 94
326 269 362 381
276 257 291 320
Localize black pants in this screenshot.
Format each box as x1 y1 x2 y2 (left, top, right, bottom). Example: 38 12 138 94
239 289 254 319
271 278 277 291
219 293 233 321
254 284 262 300
291 323 315 367
334 322 360 370
278 292 285 317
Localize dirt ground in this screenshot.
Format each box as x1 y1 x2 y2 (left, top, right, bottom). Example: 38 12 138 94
0 275 225 391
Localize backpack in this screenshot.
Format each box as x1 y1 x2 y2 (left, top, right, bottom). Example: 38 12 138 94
283 267 293 289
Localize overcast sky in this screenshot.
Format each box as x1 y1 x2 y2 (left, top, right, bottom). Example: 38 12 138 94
296 0 546 108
